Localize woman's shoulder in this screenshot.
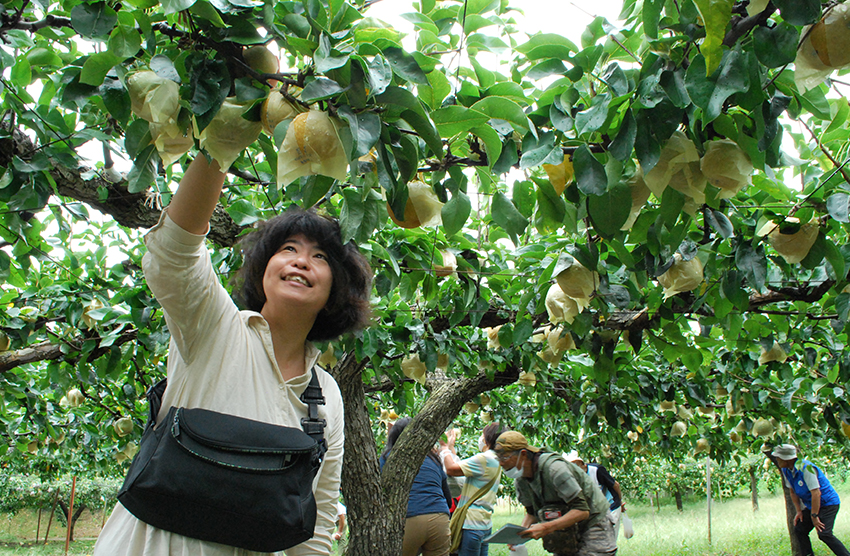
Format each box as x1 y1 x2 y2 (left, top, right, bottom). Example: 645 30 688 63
313 365 342 401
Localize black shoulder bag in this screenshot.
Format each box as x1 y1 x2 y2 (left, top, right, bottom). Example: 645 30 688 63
117 371 328 552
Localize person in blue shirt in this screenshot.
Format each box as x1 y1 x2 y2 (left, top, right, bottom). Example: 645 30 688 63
380 417 453 556
772 444 850 556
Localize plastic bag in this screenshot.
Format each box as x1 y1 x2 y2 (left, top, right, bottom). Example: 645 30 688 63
622 511 634 539
509 545 529 556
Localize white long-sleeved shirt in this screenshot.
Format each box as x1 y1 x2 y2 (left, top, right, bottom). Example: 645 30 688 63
93 213 344 556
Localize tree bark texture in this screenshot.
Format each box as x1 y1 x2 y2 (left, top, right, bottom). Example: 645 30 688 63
674 488 684 512
750 465 759 512
56 500 86 542
332 351 518 555
782 485 803 556
767 455 802 556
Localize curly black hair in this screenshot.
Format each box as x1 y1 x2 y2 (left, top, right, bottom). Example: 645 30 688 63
232 207 372 342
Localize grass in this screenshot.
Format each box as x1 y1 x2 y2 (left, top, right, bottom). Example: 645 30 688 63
486 482 850 556
0 507 103 556
3 485 850 555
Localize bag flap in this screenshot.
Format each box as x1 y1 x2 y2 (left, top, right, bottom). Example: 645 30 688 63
175 408 317 454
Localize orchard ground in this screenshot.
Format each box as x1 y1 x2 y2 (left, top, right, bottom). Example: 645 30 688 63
3 483 850 556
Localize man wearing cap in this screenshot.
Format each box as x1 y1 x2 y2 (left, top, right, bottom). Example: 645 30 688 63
771 444 850 556
494 431 616 556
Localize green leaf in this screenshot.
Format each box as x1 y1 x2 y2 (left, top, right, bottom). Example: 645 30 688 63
587 184 630 238
470 125 501 169
80 52 121 86
300 175 335 209
536 179 566 232
10 56 31 86
470 97 529 133
226 199 261 225
337 106 381 158
516 34 577 61
442 191 471 237
721 270 749 311
162 0 197 13
573 144 607 195
642 0 663 39
300 78 345 103
827 193 850 223
520 132 561 169
419 70 451 110
685 51 750 123
124 119 151 159
823 237 845 280
383 46 429 86
108 24 142 58
735 241 767 292
836 292 850 322
71 2 118 38
150 54 180 83
574 92 612 136
431 106 489 137
186 54 230 122
315 33 349 73
376 87 443 157
126 145 156 193
706 208 734 239
99 75 131 124
365 55 392 97
491 192 528 245
773 0 821 25
753 22 799 68
190 1 226 27
528 59 568 80
609 110 636 161
692 0 733 76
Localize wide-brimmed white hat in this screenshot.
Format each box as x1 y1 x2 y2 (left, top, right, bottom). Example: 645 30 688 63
771 444 798 461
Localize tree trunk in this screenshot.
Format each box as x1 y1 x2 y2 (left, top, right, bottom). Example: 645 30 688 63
56 500 87 542
674 488 683 512
333 352 519 555
750 465 759 512
765 453 802 556
335 353 403 556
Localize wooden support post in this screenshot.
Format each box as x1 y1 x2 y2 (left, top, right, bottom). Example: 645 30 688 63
706 456 712 545
44 488 60 544
64 476 76 555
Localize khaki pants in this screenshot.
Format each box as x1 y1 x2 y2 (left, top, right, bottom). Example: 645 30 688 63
403 513 451 556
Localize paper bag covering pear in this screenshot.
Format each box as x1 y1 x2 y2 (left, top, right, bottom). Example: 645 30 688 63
127 70 191 166
195 97 263 171
278 109 348 186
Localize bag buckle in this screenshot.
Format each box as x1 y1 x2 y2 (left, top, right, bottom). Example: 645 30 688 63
301 417 327 436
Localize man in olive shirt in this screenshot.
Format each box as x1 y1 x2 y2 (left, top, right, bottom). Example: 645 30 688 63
495 432 616 556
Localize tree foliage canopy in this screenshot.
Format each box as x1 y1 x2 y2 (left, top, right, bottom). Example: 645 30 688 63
2 0 850 527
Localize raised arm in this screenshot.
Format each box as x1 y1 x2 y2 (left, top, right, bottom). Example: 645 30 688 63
167 156 226 234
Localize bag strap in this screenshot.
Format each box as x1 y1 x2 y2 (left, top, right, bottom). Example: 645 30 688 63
449 468 500 552
144 379 168 431
300 369 327 465
143 370 328 464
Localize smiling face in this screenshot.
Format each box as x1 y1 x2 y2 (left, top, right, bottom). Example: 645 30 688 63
260 234 333 320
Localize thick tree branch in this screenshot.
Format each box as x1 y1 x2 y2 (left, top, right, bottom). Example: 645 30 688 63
2 125 244 246
0 329 138 375
723 3 777 47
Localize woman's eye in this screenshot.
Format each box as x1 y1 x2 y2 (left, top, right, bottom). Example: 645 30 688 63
315 253 327 260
